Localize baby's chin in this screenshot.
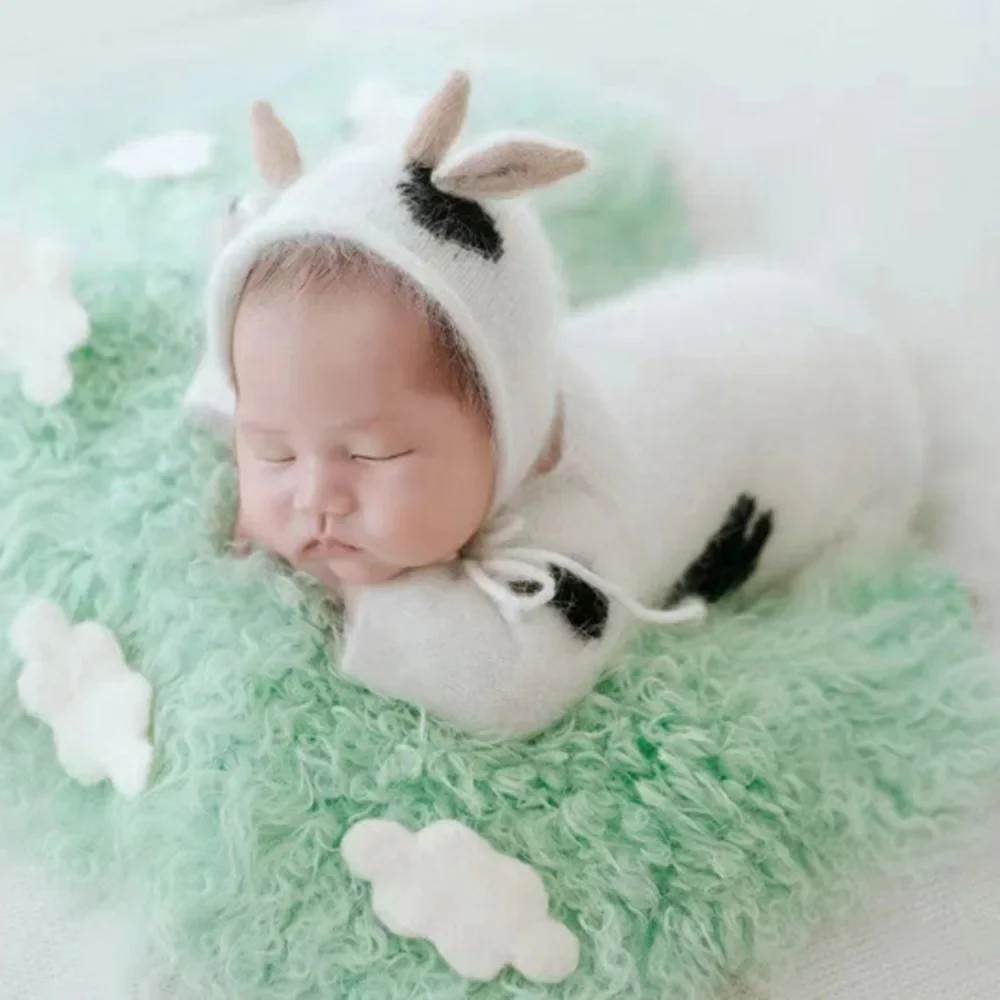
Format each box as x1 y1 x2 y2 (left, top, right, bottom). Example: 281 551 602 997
326 558 406 586
299 551 408 588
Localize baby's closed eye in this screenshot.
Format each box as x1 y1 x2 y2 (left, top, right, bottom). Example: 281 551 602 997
239 428 295 464
253 444 296 464
351 449 415 463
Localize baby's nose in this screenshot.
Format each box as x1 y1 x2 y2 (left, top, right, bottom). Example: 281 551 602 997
294 461 356 518
323 493 356 519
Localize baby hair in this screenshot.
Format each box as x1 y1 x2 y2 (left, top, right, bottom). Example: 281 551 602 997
237 237 490 420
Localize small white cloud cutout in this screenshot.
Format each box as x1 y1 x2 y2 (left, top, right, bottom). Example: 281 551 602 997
104 130 217 180
341 819 579 983
346 79 422 145
0 228 90 406
10 599 153 798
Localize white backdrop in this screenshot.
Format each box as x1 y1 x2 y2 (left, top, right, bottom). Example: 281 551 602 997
0 853 145 1000
2 0 1000 996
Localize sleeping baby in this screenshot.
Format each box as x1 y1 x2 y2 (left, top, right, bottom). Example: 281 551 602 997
185 71 924 736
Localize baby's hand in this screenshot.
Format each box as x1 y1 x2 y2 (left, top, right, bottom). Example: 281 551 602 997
340 565 620 736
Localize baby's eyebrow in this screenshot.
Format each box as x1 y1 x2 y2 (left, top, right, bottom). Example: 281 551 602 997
238 421 287 435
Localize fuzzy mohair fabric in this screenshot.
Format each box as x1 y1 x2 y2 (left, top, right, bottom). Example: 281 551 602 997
0 47 999 1000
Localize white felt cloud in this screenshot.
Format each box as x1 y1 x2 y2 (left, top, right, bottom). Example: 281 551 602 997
341 819 579 983
10 599 153 798
346 79 423 145
0 228 90 406
104 131 217 180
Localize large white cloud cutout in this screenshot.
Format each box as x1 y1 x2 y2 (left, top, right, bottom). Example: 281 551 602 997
9 599 153 798
0 228 90 407
104 130 217 180
341 818 579 983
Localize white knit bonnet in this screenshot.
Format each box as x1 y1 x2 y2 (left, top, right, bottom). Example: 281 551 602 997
185 71 588 509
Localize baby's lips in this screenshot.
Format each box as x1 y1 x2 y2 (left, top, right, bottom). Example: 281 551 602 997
314 538 363 558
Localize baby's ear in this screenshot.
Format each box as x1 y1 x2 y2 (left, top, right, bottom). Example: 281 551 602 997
533 404 565 477
250 100 303 189
433 137 587 199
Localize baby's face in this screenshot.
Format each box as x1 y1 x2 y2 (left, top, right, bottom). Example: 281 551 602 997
232 280 496 586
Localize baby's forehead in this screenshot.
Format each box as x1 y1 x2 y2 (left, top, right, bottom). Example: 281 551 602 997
231 277 448 413
236 239 430 328
230 241 484 412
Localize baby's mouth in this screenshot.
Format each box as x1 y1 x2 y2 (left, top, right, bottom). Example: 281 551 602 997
304 537 362 559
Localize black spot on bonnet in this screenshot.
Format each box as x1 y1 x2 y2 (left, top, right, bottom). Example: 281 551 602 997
395 70 586 262
398 163 504 261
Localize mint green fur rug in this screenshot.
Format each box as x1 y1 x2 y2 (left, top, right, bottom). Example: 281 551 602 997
1 47 1000 1000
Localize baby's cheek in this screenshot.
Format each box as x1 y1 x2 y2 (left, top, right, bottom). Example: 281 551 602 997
356 478 427 558
358 483 409 543
238 469 294 556
362 472 472 565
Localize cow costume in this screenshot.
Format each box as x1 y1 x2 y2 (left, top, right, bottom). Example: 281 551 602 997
185 71 924 736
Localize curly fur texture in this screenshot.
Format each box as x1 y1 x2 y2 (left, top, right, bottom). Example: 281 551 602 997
0 49 998 1000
